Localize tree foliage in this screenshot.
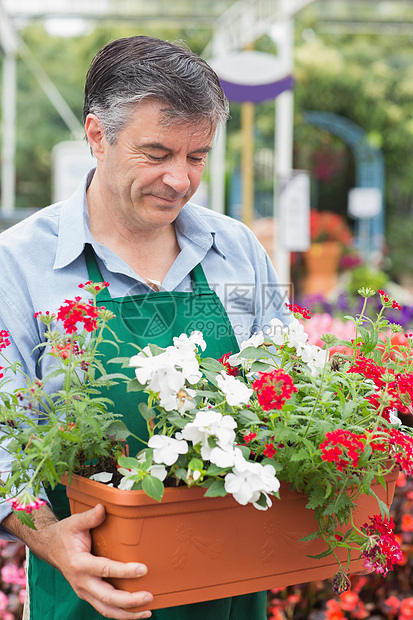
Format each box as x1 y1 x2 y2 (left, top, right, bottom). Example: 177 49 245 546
2 16 413 274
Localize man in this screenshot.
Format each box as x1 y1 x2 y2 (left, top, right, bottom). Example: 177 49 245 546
0 36 289 619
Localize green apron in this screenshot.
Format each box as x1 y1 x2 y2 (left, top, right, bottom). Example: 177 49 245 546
28 246 267 619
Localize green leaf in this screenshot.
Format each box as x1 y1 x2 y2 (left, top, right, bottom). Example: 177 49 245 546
237 410 260 425
306 485 327 510
15 510 36 530
127 378 146 392
138 402 155 421
107 356 131 367
200 357 224 372
118 456 142 470
238 346 267 360
204 478 227 497
188 458 204 471
142 475 164 502
250 361 272 373
105 420 131 441
308 548 333 560
299 530 320 542
95 373 129 383
205 463 228 476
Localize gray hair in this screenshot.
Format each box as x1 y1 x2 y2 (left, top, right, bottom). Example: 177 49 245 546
83 36 229 144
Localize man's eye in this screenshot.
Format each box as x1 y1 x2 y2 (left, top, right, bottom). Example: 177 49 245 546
147 154 167 161
189 156 205 163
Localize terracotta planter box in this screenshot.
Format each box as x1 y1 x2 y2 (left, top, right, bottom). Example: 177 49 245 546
64 469 398 611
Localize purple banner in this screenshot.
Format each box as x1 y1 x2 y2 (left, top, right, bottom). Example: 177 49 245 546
220 74 295 103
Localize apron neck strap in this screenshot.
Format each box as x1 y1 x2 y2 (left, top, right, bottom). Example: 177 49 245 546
83 244 211 296
84 244 112 301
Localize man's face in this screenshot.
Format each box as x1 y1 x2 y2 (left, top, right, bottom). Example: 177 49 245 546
91 100 215 232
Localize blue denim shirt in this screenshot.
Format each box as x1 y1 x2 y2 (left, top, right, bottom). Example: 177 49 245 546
0 169 291 537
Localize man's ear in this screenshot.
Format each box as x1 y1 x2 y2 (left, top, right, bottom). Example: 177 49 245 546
85 114 106 161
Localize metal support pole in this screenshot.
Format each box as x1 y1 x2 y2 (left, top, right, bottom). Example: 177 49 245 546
241 101 254 227
273 19 294 285
209 124 226 214
1 50 16 215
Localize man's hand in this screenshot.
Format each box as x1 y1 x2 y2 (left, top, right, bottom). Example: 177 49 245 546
4 503 153 619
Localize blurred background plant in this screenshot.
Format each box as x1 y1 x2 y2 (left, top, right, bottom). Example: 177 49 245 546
267 473 413 620
0 541 25 619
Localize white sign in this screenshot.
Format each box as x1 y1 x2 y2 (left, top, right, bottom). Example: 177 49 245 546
209 50 289 86
279 171 311 251
52 141 96 202
348 187 382 219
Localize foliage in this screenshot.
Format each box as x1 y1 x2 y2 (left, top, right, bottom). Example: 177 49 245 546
102 290 413 591
0 282 129 526
2 283 413 591
345 265 389 298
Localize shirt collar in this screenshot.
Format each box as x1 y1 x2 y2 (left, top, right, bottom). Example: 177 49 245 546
176 203 227 259
54 168 96 269
54 169 226 269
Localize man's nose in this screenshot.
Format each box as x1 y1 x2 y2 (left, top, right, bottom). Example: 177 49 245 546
162 160 191 194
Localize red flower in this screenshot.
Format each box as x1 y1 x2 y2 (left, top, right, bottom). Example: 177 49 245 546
319 430 365 471
383 595 401 615
263 443 276 458
0 330 10 351
347 357 386 388
51 344 72 359
218 352 239 377
244 432 257 444
401 513 413 533
339 590 360 611
56 297 100 334
252 369 297 412
285 303 312 319
361 514 403 576
400 597 413 619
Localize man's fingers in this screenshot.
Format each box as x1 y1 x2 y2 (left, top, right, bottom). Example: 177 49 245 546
79 554 149 580
68 503 106 533
75 574 153 619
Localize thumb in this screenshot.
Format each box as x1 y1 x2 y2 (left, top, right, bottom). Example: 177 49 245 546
70 503 106 532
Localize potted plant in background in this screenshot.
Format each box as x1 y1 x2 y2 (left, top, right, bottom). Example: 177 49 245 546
0 283 411 610
304 209 354 296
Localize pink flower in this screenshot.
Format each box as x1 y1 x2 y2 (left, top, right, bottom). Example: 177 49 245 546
8 497 47 515
1 563 26 586
0 591 8 612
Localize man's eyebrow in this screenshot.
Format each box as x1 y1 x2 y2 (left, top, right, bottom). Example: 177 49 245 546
140 142 212 154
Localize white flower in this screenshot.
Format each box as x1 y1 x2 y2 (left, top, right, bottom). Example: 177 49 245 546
148 435 188 466
176 388 196 413
173 331 206 353
179 410 237 453
240 332 265 351
300 343 329 376
117 466 139 491
149 464 168 481
129 340 202 411
158 387 196 413
89 471 113 486
285 318 309 352
389 408 402 426
224 449 280 509
267 318 286 346
216 371 253 407
205 445 237 468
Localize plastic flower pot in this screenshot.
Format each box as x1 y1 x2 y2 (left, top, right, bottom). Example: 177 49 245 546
63 469 398 611
304 241 342 295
